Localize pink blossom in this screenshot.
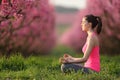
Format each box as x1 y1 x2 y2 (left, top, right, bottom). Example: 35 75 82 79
0 0 56 55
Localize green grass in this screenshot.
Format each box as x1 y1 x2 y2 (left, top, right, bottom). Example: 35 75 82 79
0 46 120 80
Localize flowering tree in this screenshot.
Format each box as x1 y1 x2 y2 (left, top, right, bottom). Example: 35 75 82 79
60 0 120 54
0 0 56 56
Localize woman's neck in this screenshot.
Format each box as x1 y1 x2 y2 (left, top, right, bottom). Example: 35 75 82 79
87 29 94 36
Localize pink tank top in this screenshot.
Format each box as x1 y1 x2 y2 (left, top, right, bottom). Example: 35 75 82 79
82 33 100 72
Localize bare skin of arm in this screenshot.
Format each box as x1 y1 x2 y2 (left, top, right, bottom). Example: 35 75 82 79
62 34 99 64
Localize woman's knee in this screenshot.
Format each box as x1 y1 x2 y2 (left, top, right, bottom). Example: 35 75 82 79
61 63 77 73
61 64 66 72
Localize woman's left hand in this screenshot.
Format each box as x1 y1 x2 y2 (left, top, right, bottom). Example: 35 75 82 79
64 57 74 63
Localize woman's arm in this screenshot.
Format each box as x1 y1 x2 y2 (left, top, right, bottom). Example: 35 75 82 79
66 36 95 63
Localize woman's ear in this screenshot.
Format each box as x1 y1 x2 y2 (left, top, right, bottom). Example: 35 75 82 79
88 23 92 28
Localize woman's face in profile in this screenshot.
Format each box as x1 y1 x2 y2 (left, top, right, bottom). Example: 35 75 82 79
81 17 89 31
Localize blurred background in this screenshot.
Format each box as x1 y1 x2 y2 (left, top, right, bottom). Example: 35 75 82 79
50 0 86 40
0 0 120 56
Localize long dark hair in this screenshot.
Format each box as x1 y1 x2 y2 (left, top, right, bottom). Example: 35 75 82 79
85 14 102 34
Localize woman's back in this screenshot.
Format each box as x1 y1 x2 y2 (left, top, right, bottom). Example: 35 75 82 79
82 33 100 72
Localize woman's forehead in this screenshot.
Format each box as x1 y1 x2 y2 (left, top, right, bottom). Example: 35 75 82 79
82 17 87 21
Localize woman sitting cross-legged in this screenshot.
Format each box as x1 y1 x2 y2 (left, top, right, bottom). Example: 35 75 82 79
59 14 102 74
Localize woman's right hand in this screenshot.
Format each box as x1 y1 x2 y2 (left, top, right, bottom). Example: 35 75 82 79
63 53 73 58
59 53 74 64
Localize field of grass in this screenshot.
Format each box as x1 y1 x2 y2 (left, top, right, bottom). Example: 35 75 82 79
0 45 120 80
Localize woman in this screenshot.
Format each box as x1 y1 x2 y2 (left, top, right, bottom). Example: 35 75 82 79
60 14 102 74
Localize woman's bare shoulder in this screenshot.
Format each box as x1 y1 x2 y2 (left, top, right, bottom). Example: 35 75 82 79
89 34 99 46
